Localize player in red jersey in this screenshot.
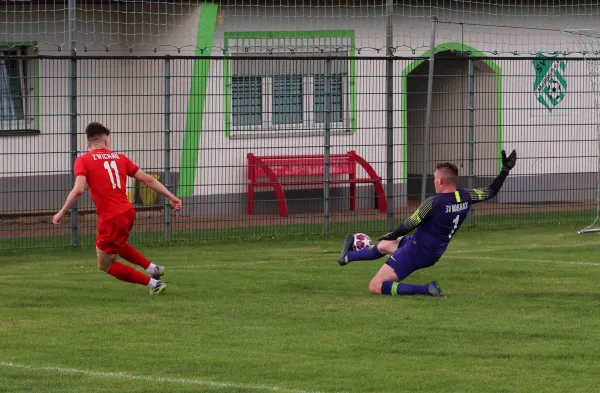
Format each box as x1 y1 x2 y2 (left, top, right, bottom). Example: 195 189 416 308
52 122 182 295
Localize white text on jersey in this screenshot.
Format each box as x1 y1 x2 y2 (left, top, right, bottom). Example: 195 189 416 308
446 202 468 213
92 153 120 161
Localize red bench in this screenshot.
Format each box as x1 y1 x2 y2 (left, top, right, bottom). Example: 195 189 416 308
247 150 387 217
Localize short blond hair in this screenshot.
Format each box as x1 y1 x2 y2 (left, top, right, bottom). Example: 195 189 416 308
435 162 459 185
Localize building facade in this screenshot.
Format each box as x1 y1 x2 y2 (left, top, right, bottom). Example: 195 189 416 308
1 2 598 216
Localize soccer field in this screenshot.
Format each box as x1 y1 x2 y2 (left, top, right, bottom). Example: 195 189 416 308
2 224 599 393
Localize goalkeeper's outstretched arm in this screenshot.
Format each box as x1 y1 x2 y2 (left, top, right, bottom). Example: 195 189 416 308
378 196 439 241
469 149 517 204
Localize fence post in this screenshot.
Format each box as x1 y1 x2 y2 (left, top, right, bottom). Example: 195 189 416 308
467 57 476 226
421 16 438 203
385 0 395 231
323 58 332 234
164 56 172 241
68 0 78 247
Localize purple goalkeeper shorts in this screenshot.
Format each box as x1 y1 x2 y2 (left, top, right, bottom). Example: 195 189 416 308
385 236 439 280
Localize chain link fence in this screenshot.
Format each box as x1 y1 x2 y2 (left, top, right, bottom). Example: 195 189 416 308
0 55 597 250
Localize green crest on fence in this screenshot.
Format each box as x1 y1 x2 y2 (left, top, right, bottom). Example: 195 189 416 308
532 53 567 112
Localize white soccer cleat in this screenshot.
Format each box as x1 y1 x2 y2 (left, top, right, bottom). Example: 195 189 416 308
150 265 165 279
150 280 167 296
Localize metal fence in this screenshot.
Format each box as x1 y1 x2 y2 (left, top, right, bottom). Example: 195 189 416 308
0 55 597 250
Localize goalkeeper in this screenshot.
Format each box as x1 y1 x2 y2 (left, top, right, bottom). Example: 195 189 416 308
337 150 517 297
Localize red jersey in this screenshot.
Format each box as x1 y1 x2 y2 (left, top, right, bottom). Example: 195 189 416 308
74 148 139 221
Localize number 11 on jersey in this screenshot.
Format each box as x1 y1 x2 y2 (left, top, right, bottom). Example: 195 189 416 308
104 160 122 189
448 214 460 239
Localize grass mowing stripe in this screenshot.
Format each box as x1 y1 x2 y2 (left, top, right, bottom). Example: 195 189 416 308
2 259 316 280
6 250 600 281
0 362 335 393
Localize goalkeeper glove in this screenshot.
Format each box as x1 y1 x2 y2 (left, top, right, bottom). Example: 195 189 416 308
501 149 517 172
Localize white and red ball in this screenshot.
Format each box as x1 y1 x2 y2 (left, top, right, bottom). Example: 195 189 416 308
353 233 372 251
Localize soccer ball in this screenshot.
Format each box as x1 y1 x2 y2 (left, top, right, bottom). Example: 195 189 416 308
353 233 372 251
550 80 562 100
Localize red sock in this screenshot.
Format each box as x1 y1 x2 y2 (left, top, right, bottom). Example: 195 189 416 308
119 243 151 269
107 261 151 286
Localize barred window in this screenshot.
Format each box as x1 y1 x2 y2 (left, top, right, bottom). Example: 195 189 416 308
0 46 36 133
227 36 350 136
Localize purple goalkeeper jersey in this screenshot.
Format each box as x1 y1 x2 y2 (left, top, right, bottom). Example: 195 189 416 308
394 186 498 258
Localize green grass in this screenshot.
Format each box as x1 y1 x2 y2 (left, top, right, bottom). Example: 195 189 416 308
2 224 600 392
1 208 595 250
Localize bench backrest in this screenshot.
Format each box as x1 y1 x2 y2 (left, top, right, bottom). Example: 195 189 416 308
248 153 356 181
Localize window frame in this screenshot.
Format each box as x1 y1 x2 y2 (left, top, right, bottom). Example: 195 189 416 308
223 31 356 139
0 43 39 136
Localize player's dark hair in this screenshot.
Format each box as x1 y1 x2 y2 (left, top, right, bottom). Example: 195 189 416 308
85 122 110 140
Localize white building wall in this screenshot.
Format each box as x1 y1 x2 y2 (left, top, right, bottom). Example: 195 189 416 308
500 57 595 176
0 4 199 179
0 3 598 203
192 14 400 199
395 19 598 177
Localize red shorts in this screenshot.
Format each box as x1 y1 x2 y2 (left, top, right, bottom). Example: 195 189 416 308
96 208 136 254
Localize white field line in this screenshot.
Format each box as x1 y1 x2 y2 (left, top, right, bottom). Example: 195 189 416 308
444 254 600 267
445 241 600 255
0 362 335 393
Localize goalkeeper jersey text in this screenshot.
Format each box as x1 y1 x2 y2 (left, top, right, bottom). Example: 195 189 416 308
400 187 497 258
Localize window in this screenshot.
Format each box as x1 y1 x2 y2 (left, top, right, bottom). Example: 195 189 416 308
227 36 351 135
231 76 262 126
314 73 343 124
0 46 37 133
272 75 303 125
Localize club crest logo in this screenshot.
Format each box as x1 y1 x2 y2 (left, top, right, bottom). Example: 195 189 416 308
532 53 567 112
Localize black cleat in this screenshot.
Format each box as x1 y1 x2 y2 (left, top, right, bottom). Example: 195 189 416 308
337 234 354 266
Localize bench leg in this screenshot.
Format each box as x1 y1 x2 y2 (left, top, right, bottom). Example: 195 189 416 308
274 183 288 217
247 185 254 216
377 195 387 213
373 180 387 213
350 182 356 211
